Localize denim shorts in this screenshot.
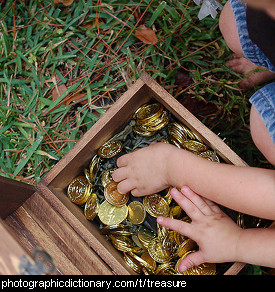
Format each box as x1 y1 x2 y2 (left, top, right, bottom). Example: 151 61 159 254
229 0 275 72
229 0 275 144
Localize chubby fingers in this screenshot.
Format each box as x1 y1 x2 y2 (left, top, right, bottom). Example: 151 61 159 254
157 216 193 240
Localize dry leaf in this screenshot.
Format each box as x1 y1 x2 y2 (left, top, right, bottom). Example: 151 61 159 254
134 24 158 45
51 75 68 101
54 0 74 6
65 93 87 106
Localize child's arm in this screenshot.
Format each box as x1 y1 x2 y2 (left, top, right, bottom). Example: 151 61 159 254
112 142 275 220
157 186 275 272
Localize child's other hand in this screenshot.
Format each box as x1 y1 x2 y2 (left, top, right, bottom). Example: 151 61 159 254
112 142 175 197
157 186 242 273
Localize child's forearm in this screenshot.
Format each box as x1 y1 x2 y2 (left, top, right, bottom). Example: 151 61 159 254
236 228 275 268
167 148 275 220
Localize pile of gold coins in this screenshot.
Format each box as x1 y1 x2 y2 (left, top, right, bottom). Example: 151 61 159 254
67 102 229 275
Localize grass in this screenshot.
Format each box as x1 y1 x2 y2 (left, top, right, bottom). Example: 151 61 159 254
0 0 272 275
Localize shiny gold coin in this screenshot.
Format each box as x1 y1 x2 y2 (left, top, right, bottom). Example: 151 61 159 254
100 224 126 234
155 262 176 275
104 181 129 206
67 176 90 205
148 237 171 263
177 238 197 257
173 231 188 245
98 140 123 158
137 227 156 249
101 168 115 187
169 205 183 219
128 201 146 225
169 136 183 148
143 194 170 218
181 139 208 152
140 252 157 271
84 193 99 220
84 168 93 187
98 200 128 225
109 234 136 252
135 103 163 123
123 252 142 273
133 103 149 119
89 155 100 180
162 231 178 258
133 125 157 137
183 262 216 275
199 150 220 162
146 111 170 132
129 251 156 272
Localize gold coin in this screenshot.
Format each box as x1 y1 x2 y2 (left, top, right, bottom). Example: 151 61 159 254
133 125 157 137
123 252 143 273
156 262 176 275
199 150 220 162
84 193 99 220
133 103 149 119
89 155 100 181
162 231 178 258
148 237 171 263
143 194 170 217
135 103 163 123
177 238 197 257
67 176 90 205
101 168 115 187
98 200 128 225
183 262 216 275
98 140 123 158
109 234 136 252
104 181 129 206
140 252 157 271
181 140 208 152
137 227 156 249
129 251 156 272
173 231 188 245
100 224 126 234
128 201 146 225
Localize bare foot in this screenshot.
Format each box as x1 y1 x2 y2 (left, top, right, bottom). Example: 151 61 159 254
226 54 275 90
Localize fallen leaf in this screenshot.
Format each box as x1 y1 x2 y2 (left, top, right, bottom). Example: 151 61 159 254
54 0 74 6
51 75 68 101
175 71 193 87
134 24 158 45
66 93 87 106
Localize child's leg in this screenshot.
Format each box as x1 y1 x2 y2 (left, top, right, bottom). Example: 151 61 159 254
219 1 275 90
250 105 275 166
219 1 243 57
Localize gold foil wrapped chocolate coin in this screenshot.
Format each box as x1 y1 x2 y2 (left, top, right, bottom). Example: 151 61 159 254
127 201 146 225
84 193 99 220
143 194 170 217
104 181 129 206
98 140 123 158
98 200 128 225
67 176 90 205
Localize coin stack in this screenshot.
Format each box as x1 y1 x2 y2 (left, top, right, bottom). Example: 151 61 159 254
133 103 170 137
67 102 225 275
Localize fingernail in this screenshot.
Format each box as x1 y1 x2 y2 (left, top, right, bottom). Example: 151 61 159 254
157 216 163 223
179 265 188 273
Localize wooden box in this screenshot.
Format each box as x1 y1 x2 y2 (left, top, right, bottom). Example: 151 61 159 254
1 73 246 275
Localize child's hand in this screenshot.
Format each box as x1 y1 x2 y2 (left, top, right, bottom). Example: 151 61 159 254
112 142 176 197
157 186 242 273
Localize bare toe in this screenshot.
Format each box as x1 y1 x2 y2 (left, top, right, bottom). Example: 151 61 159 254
238 71 275 90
